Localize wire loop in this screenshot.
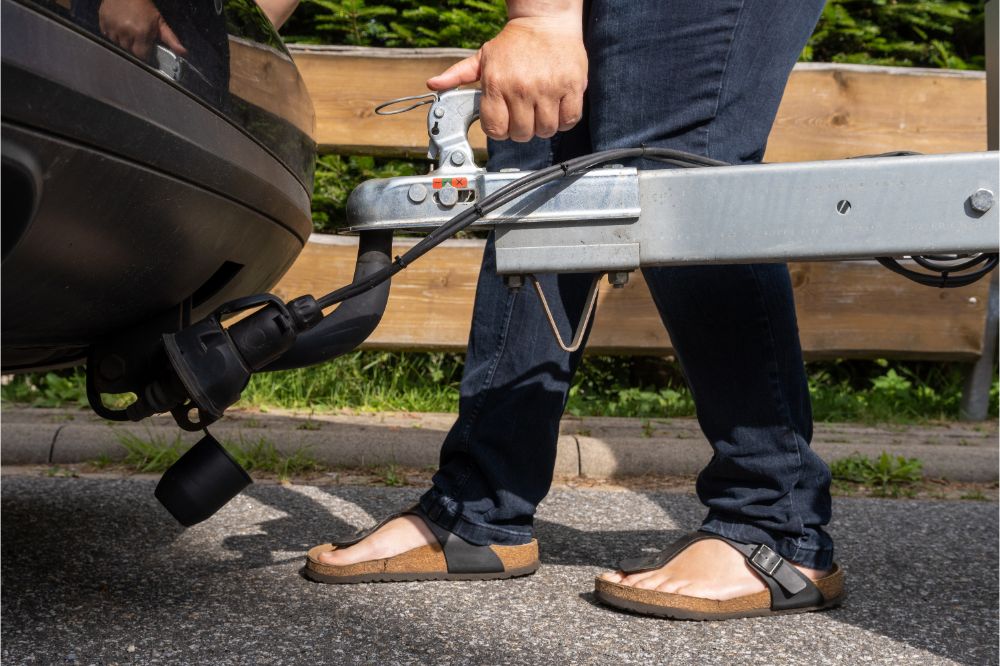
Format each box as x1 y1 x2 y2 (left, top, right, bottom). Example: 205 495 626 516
374 93 438 116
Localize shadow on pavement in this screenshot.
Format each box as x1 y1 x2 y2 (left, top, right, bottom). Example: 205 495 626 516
2 476 996 665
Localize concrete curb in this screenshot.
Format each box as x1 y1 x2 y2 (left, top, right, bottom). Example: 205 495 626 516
2 407 997 481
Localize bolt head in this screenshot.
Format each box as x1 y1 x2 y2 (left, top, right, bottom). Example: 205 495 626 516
970 189 995 213
504 274 524 290
437 187 459 207
433 107 445 118
407 183 427 203
608 271 630 288
449 152 467 167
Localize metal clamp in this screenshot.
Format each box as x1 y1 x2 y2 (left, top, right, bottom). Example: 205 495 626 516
374 89 484 173
529 274 604 353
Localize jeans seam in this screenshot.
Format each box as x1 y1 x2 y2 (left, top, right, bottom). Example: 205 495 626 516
705 0 746 159
448 279 519 496
747 264 806 539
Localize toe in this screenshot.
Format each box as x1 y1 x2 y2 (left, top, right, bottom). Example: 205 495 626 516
599 570 625 583
654 577 688 594
633 572 669 590
317 547 346 566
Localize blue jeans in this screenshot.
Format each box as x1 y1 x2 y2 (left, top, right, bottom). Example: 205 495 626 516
419 0 834 570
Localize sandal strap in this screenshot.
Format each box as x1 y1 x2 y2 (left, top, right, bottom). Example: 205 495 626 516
331 504 505 575
618 531 824 612
411 505 505 575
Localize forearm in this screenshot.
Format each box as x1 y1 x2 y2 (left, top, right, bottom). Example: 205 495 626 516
256 0 299 30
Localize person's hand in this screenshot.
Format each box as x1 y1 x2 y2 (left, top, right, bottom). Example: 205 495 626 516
427 12 586 142
99 0 187 61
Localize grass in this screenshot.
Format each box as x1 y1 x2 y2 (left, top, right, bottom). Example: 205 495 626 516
4 355 998 424
829 452 924 497
113 431 323 481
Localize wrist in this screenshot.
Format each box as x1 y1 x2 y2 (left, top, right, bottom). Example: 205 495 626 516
505 14 583 37
506 1 583 29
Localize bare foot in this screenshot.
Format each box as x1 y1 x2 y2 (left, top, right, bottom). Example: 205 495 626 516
317 515 437 566
599 538 829 601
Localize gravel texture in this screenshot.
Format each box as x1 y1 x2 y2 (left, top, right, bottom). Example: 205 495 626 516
2 475 997 665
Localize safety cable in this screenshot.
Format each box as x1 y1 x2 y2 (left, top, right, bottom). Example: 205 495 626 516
316 146 727 309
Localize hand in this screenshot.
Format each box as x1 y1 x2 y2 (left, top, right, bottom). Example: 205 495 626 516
99 0 187 61
427 14 587 142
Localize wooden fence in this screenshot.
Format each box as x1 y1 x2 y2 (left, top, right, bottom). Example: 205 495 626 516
272 46 993 369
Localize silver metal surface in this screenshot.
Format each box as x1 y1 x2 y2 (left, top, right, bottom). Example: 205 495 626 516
426 89 483 173
346 167 641 231
492 153 999 274
633 152 1000 267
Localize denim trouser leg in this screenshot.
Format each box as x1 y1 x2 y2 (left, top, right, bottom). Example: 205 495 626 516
421 0 833 569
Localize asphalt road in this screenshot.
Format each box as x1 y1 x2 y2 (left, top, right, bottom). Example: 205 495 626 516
2 474 997 665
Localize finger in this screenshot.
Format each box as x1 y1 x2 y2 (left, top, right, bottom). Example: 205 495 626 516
158 20 188 56
478 87 509 140
506 96 535 143
426 53 481 91
558 92 584 132
533 100 560 139
133 34 153 60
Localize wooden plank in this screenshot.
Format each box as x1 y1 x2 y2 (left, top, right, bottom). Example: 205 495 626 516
290 46 487 158
289 46 987 160
272 236 991 360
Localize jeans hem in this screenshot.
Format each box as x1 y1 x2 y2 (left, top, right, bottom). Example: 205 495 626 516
418 488 534 547
699 516 834 570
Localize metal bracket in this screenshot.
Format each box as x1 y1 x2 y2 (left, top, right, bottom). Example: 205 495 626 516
530 273 603 353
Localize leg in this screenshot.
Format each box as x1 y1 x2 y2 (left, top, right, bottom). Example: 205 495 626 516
319 128 600 565
586 0 834 600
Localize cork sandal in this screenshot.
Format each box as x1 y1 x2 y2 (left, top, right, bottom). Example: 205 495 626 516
594 532 845 621
305 505 540 584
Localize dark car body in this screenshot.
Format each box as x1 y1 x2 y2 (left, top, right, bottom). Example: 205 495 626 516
1 0 316 372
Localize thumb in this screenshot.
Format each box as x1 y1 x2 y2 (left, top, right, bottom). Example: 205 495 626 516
427 53 481 91
158 19 188 57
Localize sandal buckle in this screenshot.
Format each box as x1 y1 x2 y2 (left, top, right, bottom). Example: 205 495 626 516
749 544 783 576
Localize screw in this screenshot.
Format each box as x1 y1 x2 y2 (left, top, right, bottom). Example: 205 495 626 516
836 200 852 215
434 107 445 118
450 152 467 167
438 187 459 207
504 275 525 291
407 183 427 203
970 189 995 213
608 271 630 288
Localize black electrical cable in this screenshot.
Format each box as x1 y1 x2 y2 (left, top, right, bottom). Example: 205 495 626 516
876 254 999 288
316 146 728 309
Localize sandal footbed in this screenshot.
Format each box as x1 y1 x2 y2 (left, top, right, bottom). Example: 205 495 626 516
593 563 845 620
305 539 539 583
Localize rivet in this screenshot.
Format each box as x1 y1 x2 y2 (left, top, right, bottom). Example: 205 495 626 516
970 189 995 213
407 183 427 203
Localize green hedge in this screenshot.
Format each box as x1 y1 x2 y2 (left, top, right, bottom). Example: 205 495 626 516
284 0 986 70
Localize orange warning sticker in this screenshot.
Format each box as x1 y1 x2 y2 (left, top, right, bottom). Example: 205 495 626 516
431 177 470 190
